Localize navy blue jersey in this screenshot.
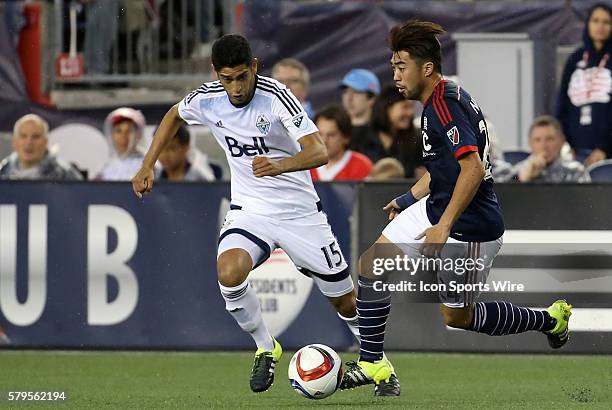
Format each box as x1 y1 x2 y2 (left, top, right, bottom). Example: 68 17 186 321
421 80 504 242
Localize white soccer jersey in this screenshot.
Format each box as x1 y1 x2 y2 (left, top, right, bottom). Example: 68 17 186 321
178 75 321 219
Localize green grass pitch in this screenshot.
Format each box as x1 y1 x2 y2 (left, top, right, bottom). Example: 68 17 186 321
1 350 611 409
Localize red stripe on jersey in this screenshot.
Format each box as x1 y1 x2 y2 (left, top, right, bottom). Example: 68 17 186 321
432 98 446 126
439 81 453 123
432 85 448 126
454 145 478 159
434 83 451 125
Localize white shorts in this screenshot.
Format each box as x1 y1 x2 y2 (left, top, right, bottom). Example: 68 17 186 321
382 197 503 308
218 208 353 297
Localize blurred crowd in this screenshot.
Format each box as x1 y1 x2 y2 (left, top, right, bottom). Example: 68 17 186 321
0 3 610 184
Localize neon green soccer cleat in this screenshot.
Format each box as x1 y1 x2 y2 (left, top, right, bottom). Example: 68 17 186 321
250 338 282 392
375 354 401 396
340 358 398 396
545 300 572 349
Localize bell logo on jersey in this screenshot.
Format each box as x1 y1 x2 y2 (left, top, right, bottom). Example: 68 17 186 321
447 126 460 145
225 136 270 157
256 114 271 135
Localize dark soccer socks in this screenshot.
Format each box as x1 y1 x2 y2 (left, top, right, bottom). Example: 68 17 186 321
470 301 556 336
359 283 559 360
357 276 391 363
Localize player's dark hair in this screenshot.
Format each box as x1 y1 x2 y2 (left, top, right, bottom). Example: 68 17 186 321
388 20 445 73
174 125 190 146
314 105 352 138
529 115 564 139
371 85 412 135
211 34 253 70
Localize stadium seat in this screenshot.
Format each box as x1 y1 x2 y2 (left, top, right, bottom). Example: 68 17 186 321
503 150 530 165
587 159 612 182
574 148 592 163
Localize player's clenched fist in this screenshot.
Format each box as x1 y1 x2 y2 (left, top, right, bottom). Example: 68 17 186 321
252 156 285 177
131 167 155 198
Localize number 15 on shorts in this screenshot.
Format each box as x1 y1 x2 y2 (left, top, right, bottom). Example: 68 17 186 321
321 241 343 269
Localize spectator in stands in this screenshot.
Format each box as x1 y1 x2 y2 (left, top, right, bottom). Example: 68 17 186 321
501 116 590 183
368 157 406 181
272 58 314 119
157 125 215 182
98 107 147 180
339 68 383 162
310 106 372 181
556 3 611 166
0 114 82 180
82 0 120 74
371 85 426 178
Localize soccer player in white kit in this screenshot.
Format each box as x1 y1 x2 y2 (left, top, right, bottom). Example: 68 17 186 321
132 34 358 393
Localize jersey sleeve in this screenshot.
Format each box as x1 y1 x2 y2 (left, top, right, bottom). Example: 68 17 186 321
270 87 318 141
432 96 479 160
177 90 207 125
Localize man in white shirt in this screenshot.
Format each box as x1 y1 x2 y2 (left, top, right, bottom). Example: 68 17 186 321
132 34 358 393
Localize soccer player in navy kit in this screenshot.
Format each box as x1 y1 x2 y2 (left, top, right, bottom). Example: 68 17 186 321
340 21 573 397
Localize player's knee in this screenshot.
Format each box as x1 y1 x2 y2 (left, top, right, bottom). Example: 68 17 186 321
217 250 252 287
440 305 472 329
217 265 247 288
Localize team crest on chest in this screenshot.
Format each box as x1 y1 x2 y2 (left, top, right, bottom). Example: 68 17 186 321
447 126 460 145
256 114 271 135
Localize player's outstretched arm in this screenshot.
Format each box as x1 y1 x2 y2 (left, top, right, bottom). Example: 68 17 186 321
383 172 431 220
252 132 327 177
131 104 185 198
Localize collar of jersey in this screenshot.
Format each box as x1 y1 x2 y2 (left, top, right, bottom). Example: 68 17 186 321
229 75 259 109
422 79 445 108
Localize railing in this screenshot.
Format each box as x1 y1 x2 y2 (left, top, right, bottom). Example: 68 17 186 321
53 0 240 85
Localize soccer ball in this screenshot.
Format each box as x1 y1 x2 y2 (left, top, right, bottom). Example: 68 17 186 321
288 344 343 400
